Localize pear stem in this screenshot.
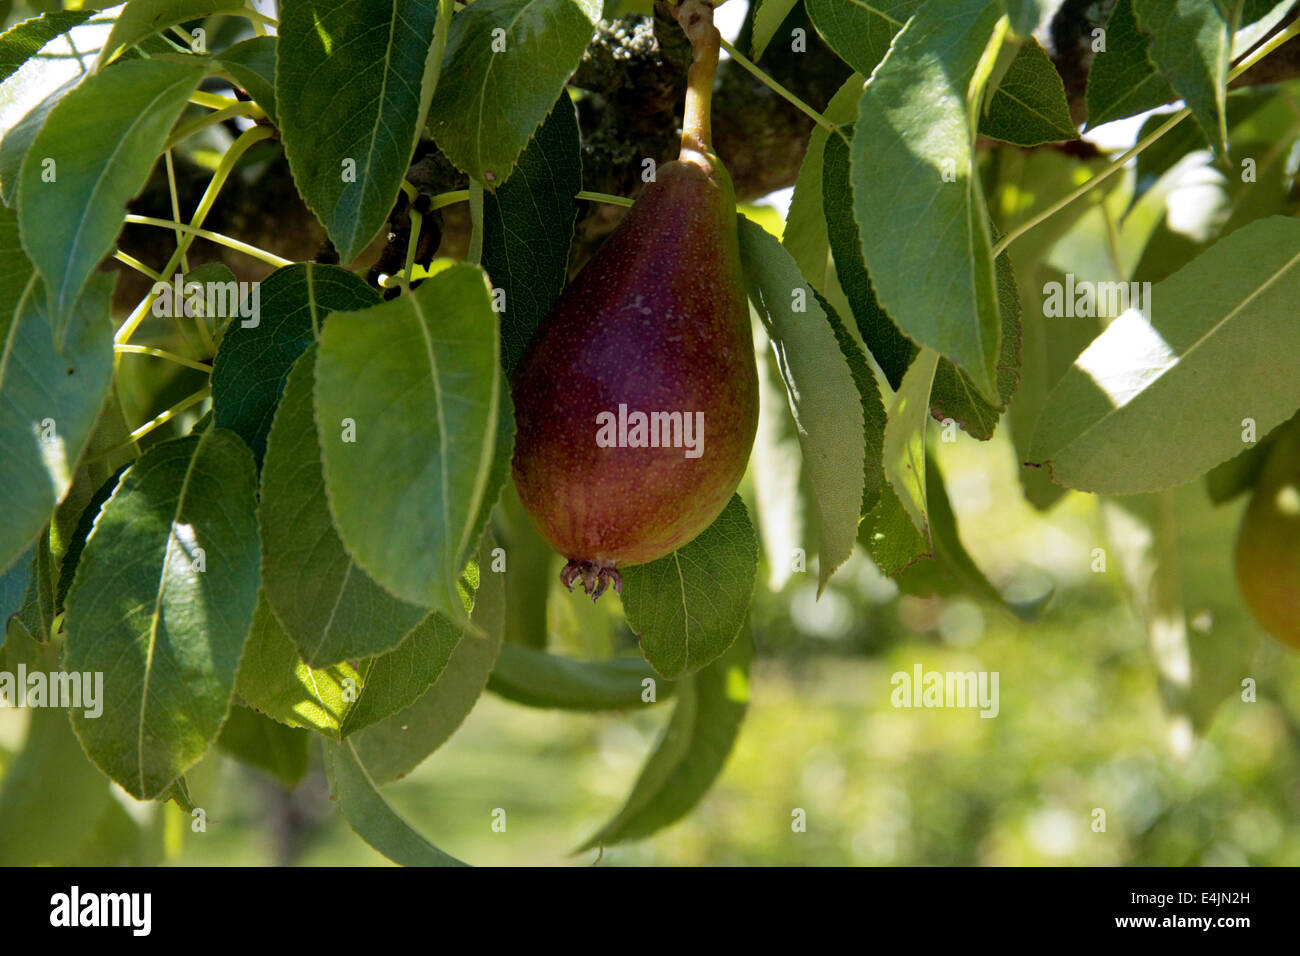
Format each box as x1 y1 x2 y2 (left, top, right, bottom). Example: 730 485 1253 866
674 0 721 159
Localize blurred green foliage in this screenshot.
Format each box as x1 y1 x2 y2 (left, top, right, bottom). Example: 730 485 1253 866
5 431 1297 866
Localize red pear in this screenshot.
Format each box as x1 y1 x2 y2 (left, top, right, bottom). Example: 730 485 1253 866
509 151 758 599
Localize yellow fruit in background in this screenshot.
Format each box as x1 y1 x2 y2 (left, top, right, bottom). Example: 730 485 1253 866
1234 421 1300 651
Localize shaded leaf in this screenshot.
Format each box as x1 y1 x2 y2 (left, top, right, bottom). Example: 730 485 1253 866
620 494 757 679
65 428 261 799
806 0 915 77
1103 485 1264 733
895 453 1050 619
18 59 202 335
425 0 600 187
822 126 914 389
978 36 1078 146
577 629 750 851
315 265 504 614
0 214 114 575
260 348 427 666
751 0 800 60
739 217 865 586
852 0 1003 400
482 95 581 376
278 0 446 261
782 73 863 293
215 34 277 124
338 565 476 737
96 0 253 68
217 704 310 789
1135 0 1232 154
882 347 938 537
487 644 674 710
349 533 505 785
0 671 114 865
1084 0 1175 129
211 262 378 465
326 738 468 866
928 250 1022 441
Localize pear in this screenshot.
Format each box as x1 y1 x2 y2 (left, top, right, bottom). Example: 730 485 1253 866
509 2 757 600
1234 418 1300 650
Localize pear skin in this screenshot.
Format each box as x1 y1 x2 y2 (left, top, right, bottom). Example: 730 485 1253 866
1234 420 1300 650
509 153 758 596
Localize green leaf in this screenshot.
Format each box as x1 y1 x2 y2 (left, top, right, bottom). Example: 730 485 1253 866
260 348 427 666
499 482 552 649
425 0 601 187
325 737 468 866
54 464 128 612
65 428 261 800
278 0 447 262
338 562 477 738
894 453 1049 619
805 0 915 76
978 36 1078 146
0 212 114 575
482 95 581 376
1002 0 1050 36
1029 216 1300 494
783 73 863 294
315 265 504 614
620 494 757 679
739 217 865 586
18 59 203 335
1103 485 1264 733
882 347 938 537
990 147 1110 509
576 629 750 851
487 644 674 710
349 533 505 785
236 591 361 736
1134 0 1233 154
852 0 1003 401
0 9 94 85
822 125 914 388
750 0 800 60
751 334 808 592
0 75 77 207
0 543 32 634
215 34 277 124
5 536 53 646
0 7 107 149
216 704 310 789
1206 417 1286 504
819 290 887 519
928 249 1022 441
859 481 930 576
1084 0 1174 129
0 684 115 865
96 0 254 68
212 262 378 465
